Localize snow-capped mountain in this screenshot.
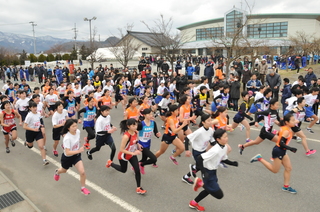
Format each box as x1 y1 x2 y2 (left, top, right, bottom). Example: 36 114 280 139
0 31 72 53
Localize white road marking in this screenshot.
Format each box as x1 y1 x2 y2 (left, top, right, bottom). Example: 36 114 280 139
16 138 142 212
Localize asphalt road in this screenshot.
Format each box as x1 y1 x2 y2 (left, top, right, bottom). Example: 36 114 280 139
0 82 320 212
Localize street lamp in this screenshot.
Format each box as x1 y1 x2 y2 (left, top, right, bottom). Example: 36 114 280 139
84 17 97 46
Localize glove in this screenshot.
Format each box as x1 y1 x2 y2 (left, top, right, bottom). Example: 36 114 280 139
231 161 238 167
289 147 297 153
249 117 254 121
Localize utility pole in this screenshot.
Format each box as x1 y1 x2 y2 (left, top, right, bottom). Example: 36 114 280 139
29 21 37 54
84 17 97 49
72 23 78 50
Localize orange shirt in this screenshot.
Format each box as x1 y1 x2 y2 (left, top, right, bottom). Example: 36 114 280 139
215 68 223 80
214 116 227 129
84 98 97 107
42 86 50 94
165 115 179 136
99 96 112 106
276 126 293 147
126 107 139 120
180 104 191 120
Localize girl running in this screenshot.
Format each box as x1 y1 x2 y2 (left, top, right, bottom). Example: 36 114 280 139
53 119 91 195
178 94 196 142
63 90 77 119
86 106 117 162
82 79 94 98
73 82 82 111
124 98 139 120
114 77 126 111
106 118 147 195
0 101 20 153
15 90 30 125
44 87 59 117
250 113 298 194
137 109 161 174
190 129 238 212
23 101 49 165
78 97 97 150
52 101 69 157
154 105 188 165
158 92 172 129
98 89 114 108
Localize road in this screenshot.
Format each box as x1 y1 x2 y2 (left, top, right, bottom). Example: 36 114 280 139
0 82 320 212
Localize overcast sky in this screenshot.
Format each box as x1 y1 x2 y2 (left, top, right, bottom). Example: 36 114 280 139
1 0 319 41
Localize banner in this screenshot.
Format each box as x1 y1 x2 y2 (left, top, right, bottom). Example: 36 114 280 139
25 61 31 66
69 64 75 74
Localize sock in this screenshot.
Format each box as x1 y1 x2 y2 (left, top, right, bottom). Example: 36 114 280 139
284 185 289 188
258 157 262 161
43 159 46 162
81 187 85 190
192 165 196 170
246 138 249 140
307 128 311 130
171 156 175 159
184 174 189 178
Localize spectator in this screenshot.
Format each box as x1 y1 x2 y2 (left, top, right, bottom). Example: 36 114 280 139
215 64 223 80
246 74 262 94
280 78 292 115
194 62 200 80
175 60 182 75
258 59 268 85
204 62 214 88
241 65 252 91
305 67 317 88
266 69 281 100
230 76 240 111
28 65 34 81
161 60 170 74
186 63 195 80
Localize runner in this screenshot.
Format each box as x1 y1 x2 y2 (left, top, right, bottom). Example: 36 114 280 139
304 87 319 133
52 101 69 157
87 105 117 162
53 119 91 195
44 87 59 117
124 97 139 120
106 118 147 195
250 113 298 194
190 129 238 211
0 101 20 153
158 92 172 129
14 90 30 125
63 90 77 119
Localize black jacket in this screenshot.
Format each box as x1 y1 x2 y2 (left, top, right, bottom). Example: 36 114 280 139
177 75 188 91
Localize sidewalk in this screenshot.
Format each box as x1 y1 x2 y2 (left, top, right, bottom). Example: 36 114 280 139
0 170 41 212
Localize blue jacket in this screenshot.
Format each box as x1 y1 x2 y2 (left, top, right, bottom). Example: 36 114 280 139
186 66 195 76
305 72 317 88
175 63 182 73
55 68 63 83
281 84 292 101
246 79 262 93
204 65 214 77
88 70 94 80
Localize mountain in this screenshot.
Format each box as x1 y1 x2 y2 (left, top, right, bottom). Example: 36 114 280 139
0 31 72 53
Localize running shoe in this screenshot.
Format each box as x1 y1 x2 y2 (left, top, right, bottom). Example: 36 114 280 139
250 154 262 163
306 149 316 156
219 162 228 168
11 139 15 147
171 149 181 157
161 126 165 130
296 136 302 143
182 176 194 185
152 164 158 168
87 151 93 160
136 187 147 195
105 159 112 168
54 169 60 181
53 150 58 157
43 159 49 166
6 147 10 153
193 177 203 192
81 188 91 195
189 200 205 211
238 144 244 155
139 162 145 175
282 186 297 194
84 142 90 150
169 156 178 165
307 128 314 133
189 164 197 178
245 139 252 143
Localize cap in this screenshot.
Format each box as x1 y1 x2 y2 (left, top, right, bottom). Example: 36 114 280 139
160 80 165 84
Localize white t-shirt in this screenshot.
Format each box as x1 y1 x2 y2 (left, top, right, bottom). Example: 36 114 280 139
304 94 318 107
82 85 94 95
45 94 58 105
25 112 41 129
158 98 171 110
187 127 214 152
94 92 103 100
169 84 176 92
63 129 81 157
39 93 44 102
202 143 228 170
285 96 297 111
157 85 166 95
197 83 210 91
2 84 9 91
57 86 66 95
134 79 141 87
103 85 114 93
95 115 111 136
15 98 30 111
74 87 82 97
52 109 68 126
37 102 44 118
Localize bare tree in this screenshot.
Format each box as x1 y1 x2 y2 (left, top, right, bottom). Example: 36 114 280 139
289 31 315 56
142 15 190 69
109 24 141 68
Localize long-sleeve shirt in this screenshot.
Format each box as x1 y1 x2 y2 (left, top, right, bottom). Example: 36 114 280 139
255 109 281 132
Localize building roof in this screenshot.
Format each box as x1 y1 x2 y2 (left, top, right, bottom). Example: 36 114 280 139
177 13 320 30
127 31 165 47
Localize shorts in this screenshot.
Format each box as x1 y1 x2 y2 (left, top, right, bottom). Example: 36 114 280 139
68 112 75 118
48 105 57 111
75 96 81 105
211 102 217 113
291 122 302 133
115 95 123 102
61 153 82 170
59 94 64 99
26 130 43 143
40 118 45 127
2 125 17 135
179 122 189 132
203 169 220 193
233 114 244 124
160 108 167 116
52 126 63 141
272 146 286 160
194 109 204 117
96 135 114 148
161 134 177 144
305 106 314 118
192 149 206 161
259 127 275 141
19 110 28 122
155 96 163 104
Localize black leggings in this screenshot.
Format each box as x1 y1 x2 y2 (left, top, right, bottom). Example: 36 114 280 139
89 142 116 161
84 127 95 141
194 188 224 203
249 116 264 126
111 156 141 187
140 148 157 167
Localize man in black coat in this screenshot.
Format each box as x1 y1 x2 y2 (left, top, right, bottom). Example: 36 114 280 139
176 71 188 101
161 60 170 74
204 62 214 88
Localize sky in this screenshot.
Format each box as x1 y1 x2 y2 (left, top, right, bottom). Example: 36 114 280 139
1 0 319 41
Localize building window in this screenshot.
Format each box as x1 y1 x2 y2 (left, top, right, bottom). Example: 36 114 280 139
196 27 224 40
247 22 288 38
225 10 244 36
142 48 148 51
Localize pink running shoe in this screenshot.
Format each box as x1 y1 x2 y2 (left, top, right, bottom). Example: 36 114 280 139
306 149 316 156
139 162 145 175
54 169 60 181
169 156 178 165
105 159 112 168
81 187 91 195
53 150 58 157
152 164 158 168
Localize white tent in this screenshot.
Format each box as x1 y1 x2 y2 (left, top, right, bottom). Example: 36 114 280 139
86 47 140 60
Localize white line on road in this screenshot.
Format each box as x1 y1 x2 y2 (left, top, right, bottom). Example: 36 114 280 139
16 138 142 212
